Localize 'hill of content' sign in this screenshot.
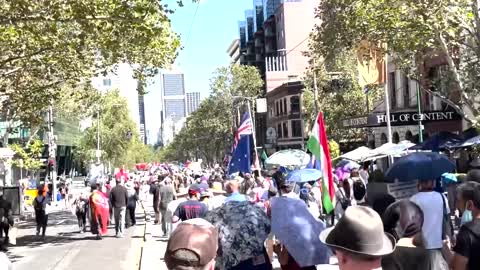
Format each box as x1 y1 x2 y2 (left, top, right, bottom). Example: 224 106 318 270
343 111 462 128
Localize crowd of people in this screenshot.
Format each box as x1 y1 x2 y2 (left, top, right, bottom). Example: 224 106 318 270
144 161 480 270
2 159 478 270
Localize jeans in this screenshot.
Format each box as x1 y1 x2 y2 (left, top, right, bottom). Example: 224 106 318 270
35 210 48 236
76 211 87 232
126 204 136 227
160 208 170 235
113 207 126 236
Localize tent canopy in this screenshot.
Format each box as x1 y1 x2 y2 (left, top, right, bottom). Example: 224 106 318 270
340 141 415 162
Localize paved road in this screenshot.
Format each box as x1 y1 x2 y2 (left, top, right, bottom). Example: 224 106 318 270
8 207 145 270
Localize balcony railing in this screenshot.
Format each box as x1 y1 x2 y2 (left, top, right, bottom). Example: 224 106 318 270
266 54 288 72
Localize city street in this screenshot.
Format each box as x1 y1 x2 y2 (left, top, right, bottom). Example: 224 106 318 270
8 209 144 270
7 177 145 270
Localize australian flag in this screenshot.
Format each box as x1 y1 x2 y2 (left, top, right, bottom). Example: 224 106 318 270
228 112 252 175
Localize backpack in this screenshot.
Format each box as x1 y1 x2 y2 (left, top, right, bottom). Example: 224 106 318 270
338 187 351 210
34 196 46 212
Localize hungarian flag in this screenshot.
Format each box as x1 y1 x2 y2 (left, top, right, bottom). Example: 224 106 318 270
307 112 335 213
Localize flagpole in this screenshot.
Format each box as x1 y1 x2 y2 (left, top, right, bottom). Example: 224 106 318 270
384 52 394 164
246 100 259 169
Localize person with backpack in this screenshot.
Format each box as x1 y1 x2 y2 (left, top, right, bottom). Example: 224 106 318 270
73 192 89 233
0 190 13 250
33 185 50 238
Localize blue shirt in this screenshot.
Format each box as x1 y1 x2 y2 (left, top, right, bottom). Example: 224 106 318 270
225 192 247 203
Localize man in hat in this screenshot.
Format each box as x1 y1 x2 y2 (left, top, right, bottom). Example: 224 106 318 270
172 186 208 223
164 218 218 270
320 206 396 270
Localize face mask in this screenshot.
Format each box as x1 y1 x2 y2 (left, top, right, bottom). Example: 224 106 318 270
461 209 473 225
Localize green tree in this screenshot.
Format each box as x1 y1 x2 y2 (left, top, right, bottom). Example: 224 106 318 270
9 138 44 173
75 89 137 168
303 50 382 142
0 0 197 141
160 65 264 164
311 0 480 125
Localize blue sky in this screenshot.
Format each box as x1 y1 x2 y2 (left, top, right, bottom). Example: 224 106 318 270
166 0 252 99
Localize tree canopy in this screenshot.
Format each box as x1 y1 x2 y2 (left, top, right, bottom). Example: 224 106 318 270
160 64 264 164
311 0 480 124
0 0 192 139
303 50 382 142
75 89 154 168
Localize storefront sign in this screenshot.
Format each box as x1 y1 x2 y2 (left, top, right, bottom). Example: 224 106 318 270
342 110 462 128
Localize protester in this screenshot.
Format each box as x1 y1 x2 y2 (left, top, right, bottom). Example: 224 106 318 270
109 178 128 238
205 200 272 270
224 180 247 203
372 194 396 217
125 181 138 227
172 186 208 223
164 218 218 270
381 199 432 270
33 185 50 238
410 179 451 268
73 192 89 233
320 206 396 270
159 177 176 236
90 182 109 239
447 181 480 270
151 178 161 224
0 190 13 248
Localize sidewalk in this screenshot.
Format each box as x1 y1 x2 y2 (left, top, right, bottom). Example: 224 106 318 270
140 197 169 270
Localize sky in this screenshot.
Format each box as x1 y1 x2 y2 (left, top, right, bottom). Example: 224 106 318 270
166 0 252 99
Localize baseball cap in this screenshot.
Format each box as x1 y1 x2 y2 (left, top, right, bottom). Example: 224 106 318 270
164 219 218 270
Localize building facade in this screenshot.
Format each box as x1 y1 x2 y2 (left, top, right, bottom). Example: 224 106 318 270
186 92 201 115
232 0 320 151
227 39 241 64
160 71 187 146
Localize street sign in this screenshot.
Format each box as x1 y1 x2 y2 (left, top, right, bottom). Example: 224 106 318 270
256 98 267 113
95 150 102 158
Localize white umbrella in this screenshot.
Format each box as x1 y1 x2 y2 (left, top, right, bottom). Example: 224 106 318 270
265 149 311 169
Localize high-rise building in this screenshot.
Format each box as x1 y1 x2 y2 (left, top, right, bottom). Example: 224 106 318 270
162 73 186 121
234 0 320 151
160 71 187 146
186 92 201 115
227 39 241 64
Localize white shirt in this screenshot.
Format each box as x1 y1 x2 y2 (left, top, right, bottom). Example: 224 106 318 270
410 191 450 249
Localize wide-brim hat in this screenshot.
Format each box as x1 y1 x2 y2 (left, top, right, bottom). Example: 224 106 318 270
319 206 396 256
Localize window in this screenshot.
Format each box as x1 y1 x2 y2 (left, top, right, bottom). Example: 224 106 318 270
103 78 111 87
403 74 410 108
279 100 283 115
277 123 282 138
388 72 396 109
290 96 300 114
283 122 288 138
393 132 400 143
283 98 287 115
291 120 302 137
405 131 413 142
276 101 280 116
380 133 387 145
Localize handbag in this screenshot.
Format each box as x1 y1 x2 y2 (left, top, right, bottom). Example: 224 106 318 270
439 192 453 240
9 226 17 245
